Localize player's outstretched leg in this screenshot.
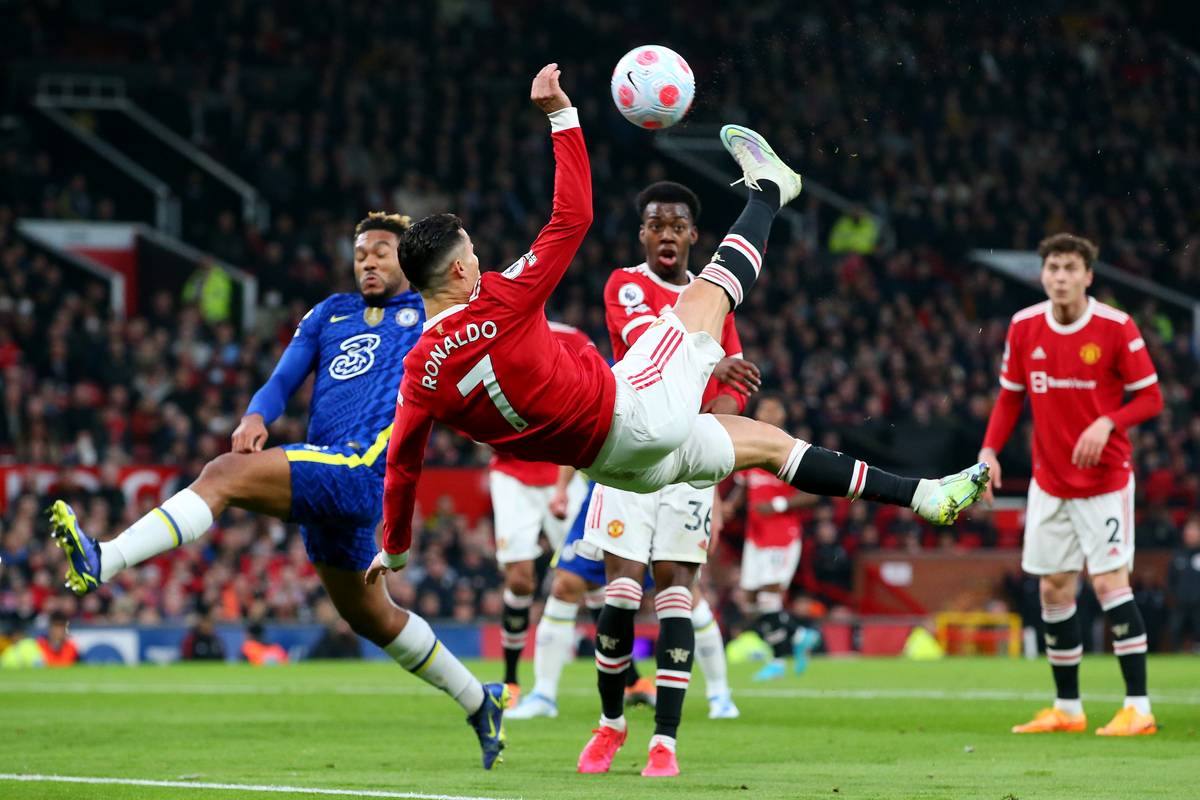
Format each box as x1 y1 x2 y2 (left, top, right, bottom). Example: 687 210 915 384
47 450 291 595
693 594 738 718
670 125 804 344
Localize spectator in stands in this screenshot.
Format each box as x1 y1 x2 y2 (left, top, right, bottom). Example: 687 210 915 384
1 621 44 668
180 604 227 661
241 621 288 665
828 206 879 255
183 260 234 325
1168 515 1200 652
36 612 78 667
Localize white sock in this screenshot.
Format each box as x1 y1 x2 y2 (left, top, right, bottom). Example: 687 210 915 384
385 612 484 714
530 596 579 702
692 598 729 697
1054 698 1084 716
649 734 676 753
1124 696 1151 715
99 488 213 581
600 714 626 732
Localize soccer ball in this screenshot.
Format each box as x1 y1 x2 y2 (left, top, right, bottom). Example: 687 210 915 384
610 45 695 130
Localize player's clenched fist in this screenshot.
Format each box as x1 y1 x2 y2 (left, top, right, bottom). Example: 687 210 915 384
530 62 570 114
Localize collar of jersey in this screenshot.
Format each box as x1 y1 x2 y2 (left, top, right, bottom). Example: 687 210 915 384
423 303 468 332
1044 296 1095 335
635 262 692 294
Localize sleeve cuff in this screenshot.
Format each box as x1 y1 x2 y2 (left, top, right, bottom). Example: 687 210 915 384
548 107 580 133
1124 373 1157 391
381 551 409 569
999 376 1025 392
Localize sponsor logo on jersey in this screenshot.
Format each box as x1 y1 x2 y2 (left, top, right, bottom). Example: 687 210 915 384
329 333 381 380
1028 371 1097 393
618 282 645 307
607 519 625 538
364 307 385 327
502 251 537 279
396 307 420 327
666 647 690 664
1031 345 1047 360
1079 342 1101 365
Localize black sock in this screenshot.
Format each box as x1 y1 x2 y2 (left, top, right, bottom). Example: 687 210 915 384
697 182 779 308
652 586 694 739
625 659 641 687
757 611 792 659
1102 590 1148 697
501 590 532 685
777 440 920 506
1042 602 1082 701
595 578 641 720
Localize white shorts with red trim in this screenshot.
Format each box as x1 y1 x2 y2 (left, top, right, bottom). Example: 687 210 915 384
489 471 588 565
1022 475 1135 576
584 311 734 494
739 539 802 591
578 481 714 565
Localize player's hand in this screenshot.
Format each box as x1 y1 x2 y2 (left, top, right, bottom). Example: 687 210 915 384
531 63 571 114
548 486 569 520
711 357 762 398
231 414 269 453
1072 416 1115 469
364 551 406 584
977 447 1002 505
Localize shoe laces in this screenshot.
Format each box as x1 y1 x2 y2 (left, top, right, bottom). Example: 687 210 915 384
727 141 763 192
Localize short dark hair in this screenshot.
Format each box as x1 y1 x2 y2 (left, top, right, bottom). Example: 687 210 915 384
636 181 701 221
355 211 412 239
1038 233 1098 269
398 213 465 292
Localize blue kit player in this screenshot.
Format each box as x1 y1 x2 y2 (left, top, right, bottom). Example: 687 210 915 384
48 212 508 769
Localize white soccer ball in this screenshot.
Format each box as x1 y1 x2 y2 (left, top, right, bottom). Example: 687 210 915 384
610 45 695 130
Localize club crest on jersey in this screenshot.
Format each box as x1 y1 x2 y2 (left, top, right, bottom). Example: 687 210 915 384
396 307 420 327
329 333 381 380
618 282 645 307
502 251 537 280
1079 342 1101 365
607 520 625 538
363 307 385 327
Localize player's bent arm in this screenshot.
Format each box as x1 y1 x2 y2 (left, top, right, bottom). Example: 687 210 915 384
379 398 435 567
1107 380 1164 431
245 308 322 424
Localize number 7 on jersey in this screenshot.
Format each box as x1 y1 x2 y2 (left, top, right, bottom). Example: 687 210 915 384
457 354 529 431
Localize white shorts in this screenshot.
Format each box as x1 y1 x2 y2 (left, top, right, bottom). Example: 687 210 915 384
490 471 588 565
1022 475 1135 576
740 539 802 591
579 481 714 565
584 311 734 494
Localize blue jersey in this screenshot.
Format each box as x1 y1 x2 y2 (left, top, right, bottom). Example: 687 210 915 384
247 291 425 474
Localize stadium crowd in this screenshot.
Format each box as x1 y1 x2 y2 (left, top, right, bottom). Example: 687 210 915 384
1 1 1198 647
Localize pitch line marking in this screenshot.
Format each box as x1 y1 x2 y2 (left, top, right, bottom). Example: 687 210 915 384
0 774 520 800
3 682 1200 705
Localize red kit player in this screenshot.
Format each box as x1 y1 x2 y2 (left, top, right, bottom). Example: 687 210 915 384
979 233 1163 737
370 64 988 772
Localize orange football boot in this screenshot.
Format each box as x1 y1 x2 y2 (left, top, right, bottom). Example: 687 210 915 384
504 683 521 709
1011 707 1087 733
625 677 657 707
1096 706 1157 736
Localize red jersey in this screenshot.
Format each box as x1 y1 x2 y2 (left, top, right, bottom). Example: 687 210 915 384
735 468 802 547
983 297 1162 498
383 114 613 559
604 263 747 413
490 322 597 486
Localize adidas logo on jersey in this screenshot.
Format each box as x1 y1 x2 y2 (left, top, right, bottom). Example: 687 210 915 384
1031 346 1047 360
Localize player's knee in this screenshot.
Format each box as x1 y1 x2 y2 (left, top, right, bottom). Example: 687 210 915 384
1090 569 1128 599
551 573 585 604
195 452 245 497
1038 573 1076 607
504 563 536 597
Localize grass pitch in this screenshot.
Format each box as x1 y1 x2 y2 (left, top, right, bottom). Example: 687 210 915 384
3 656 1197 799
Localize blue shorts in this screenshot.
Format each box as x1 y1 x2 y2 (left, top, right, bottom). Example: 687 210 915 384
283 443 383 572
552 482 653 590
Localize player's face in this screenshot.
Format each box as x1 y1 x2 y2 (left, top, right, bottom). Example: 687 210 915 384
354 230 408 303
639 202 698 276
1040 252 1093 307
755 398 786 428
